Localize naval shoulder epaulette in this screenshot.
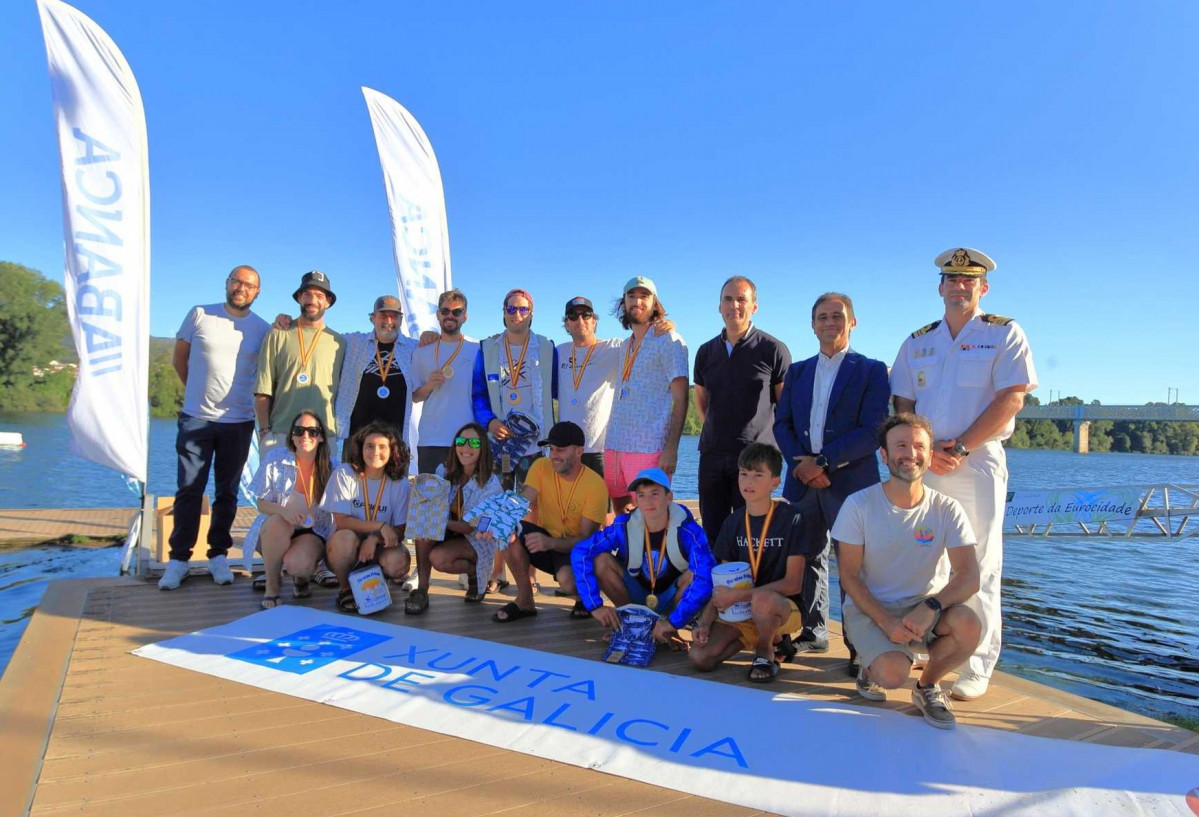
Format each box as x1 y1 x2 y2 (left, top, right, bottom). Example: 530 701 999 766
981 314 1013 326
910 320 940 338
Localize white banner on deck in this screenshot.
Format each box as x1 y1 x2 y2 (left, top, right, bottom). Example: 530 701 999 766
1005 487 1143 527
134 607 1199 816
37 0 150 483
362 87 451 340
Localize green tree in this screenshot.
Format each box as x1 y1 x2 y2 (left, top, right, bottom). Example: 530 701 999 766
0 261 71 393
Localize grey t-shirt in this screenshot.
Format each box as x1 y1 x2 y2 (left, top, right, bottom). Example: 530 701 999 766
176 304 271 422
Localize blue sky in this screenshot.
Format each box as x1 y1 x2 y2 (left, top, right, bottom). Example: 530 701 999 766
3 1 1197 405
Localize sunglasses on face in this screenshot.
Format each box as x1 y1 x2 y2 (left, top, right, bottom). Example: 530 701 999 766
505 305 531 316
454 436 483 449
291 426 323 438
566 311 594 321
439 307 466 317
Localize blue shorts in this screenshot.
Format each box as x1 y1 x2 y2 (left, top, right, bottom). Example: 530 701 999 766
622 572 680 617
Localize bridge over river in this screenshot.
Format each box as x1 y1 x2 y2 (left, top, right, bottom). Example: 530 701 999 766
1016 404 1199 453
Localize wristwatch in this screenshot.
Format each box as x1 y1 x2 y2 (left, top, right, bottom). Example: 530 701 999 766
923 596 943 613
815 454 830 471
952 441 970 457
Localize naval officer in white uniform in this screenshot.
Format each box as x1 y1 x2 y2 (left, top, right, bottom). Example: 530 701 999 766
889 247 1037 700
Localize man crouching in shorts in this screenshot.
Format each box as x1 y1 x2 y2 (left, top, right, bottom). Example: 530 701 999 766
830 413 981 728
689 443 819 683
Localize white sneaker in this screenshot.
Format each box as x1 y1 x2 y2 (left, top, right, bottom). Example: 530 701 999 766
209 555 234 586
158 560 191 591
950 671 989 701
456 573 469 589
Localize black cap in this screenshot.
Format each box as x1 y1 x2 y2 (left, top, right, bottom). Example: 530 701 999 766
293 270 337 306
564 296 593 316
538 421 585 448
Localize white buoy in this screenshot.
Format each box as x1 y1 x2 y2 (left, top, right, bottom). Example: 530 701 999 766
0 431 25 447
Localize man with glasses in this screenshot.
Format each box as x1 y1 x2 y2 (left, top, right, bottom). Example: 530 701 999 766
255 270 346 454
604 277 689 514
472 288 558 490
557 296 621 477
890 247 1037 701
159 266 271 590
332 294 419 459
412 289 480 474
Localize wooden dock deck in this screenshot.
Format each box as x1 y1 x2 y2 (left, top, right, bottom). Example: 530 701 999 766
2 565 1197 817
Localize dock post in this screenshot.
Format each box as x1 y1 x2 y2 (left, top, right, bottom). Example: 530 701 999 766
1073 420 1091 454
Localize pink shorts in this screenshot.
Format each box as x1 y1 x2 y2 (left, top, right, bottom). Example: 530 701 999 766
602 450 661 501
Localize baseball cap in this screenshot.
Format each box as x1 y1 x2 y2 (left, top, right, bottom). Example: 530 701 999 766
628 467 671 493
623 276 657 296
372 295 402 314
538 421 585 448
564 296 594 316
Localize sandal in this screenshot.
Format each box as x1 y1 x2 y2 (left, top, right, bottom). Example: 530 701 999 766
464 574 486 603
569 600 593 619
749 656 779 683
292 577 311 599
252 575 267 592
492 601 537 623
314 563 339 588
405 588 429 615
485 577 510 594
531 581 541 596
260 595 283 611
335 589 358 613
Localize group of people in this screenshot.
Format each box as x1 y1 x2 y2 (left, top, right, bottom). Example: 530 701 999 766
160 245 1036 729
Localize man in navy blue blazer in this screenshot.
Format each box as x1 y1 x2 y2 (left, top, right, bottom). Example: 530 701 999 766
774 293 890 663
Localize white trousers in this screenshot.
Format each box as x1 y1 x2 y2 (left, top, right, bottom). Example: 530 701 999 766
924 441 1007 679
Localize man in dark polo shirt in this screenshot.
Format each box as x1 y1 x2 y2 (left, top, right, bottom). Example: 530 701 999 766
693 276 791 543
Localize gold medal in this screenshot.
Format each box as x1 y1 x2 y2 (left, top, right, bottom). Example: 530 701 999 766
442 364 454 379
645 593 658 611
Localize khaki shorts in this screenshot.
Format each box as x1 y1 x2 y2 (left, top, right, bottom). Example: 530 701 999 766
843 598 942 670
724 599 802 651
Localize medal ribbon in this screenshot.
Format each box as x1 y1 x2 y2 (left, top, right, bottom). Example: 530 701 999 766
359 473 388 523
553 471 583 529
373 343 393 385
296 458 316 511
504 336 529 388
295 325 323 376
642 524 669 591
436 337 465 372
743 500 778 582
570 342 597 396
620 335 643 382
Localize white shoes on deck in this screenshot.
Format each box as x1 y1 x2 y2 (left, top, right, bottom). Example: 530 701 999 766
950 671 990 700
158 556 234 590
158 560 191 590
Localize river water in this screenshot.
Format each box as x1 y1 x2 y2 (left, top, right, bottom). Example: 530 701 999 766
1 412 1196 722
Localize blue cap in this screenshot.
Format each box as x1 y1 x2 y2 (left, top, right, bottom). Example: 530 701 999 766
628 467 671 493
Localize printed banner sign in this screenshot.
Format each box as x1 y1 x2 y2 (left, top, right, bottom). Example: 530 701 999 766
37 0 150 483
1005 487 1143 527
134 607 1199 816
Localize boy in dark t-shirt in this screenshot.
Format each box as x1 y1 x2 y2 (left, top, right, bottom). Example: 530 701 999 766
689 443 819 683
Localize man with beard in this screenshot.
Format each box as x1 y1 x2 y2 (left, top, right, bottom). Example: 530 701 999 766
332 294 419 459
832 413 980 729
472 288 558 490
159 266 271 590
255 270 346 453
493 421 608 622
603 277 689 514
412 288 480 474
890 247 1037 701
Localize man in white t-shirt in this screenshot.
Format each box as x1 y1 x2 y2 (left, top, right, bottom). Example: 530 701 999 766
412 288 480 474
831 412 981 729
603 277 689 514
160 266 271 591
556 296 621 477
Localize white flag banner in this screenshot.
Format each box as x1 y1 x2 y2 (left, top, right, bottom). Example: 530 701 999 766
362 86 452 340
37 0 150 483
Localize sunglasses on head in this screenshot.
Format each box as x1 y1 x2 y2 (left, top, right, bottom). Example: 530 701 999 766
505 305 531 316
566 311 594 321
439 307 465 317
454 436 483 449
291 426 323 438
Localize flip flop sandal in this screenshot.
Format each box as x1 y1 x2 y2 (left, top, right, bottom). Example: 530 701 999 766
485 578 510 594
335 589 358 613
260 595 283 611
492 601 538 623
292 577 312 599
553 588 574 597
569 600 593 619
252 575 267 592
464 574 486 603
314 564 339 588
748 656 780 683
405 589 430 615
531 582 541 596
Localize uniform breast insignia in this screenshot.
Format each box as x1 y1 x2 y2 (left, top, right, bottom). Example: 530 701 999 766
911 320 941 338
981 314 1013 326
